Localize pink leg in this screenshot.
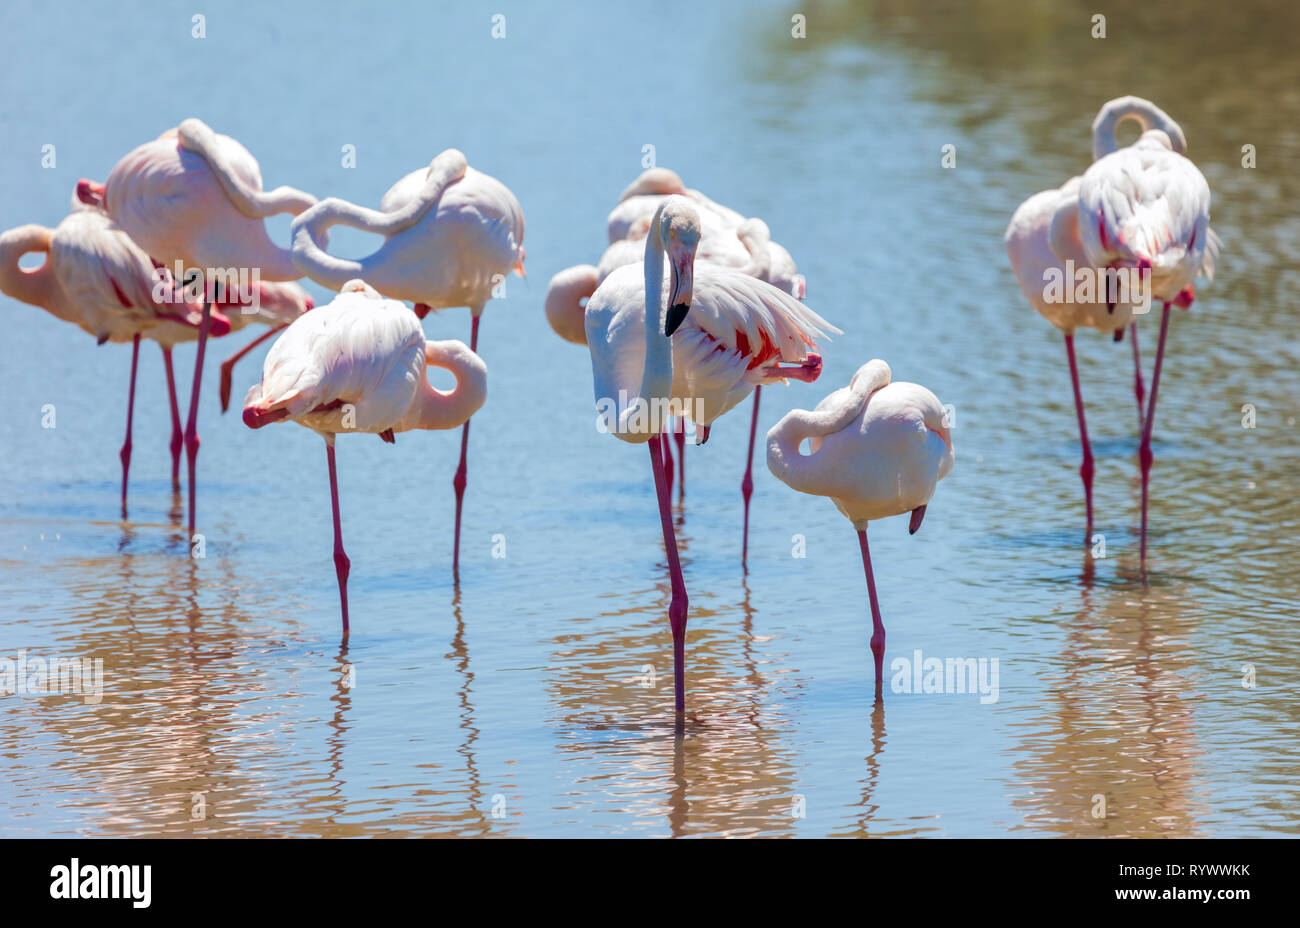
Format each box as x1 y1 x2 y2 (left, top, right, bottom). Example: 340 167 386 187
161 346 183 491
857 528 886 701
325 438 351 635
741 385 761 567
648 434 689 714
673 417 686 500
662 420 675 502
1130 322 1146 433
452 313 481 580
119 333 140 517
183 301 210 536
219 324 285 413
1064 334 1094 541
1139 304 1171 567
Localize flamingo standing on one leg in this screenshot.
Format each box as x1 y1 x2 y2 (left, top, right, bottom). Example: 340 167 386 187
548 168 808 564
77 118 317 537
585 196 836 714
766 360 954 699
242 280 487 633
289 148 524 581
1074 129 1219 566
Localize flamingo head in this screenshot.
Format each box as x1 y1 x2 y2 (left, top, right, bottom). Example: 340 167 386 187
658 197 701 336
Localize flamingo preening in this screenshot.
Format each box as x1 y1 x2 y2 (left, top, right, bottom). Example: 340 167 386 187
242 280 487 633
1006 97 1218 553
548 167 808 565
77 118 318 536
289 148 524 580
766 360 954 699
0 199 310 515
585 196 836 714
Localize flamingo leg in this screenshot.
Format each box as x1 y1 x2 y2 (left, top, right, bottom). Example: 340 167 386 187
1064 333 1094 541
119 333 140 517
662 420 675 501
673 417 686 500
741 384 762 567
649 434 689 714
219 324 285 413
451 313 481 579
325 437 351 635
1139 304 1171 567
857 528 885 701
1130 322 1146 433
161 346 183 491
183 301 211 536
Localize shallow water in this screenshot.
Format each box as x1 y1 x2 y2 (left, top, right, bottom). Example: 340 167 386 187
0 0 1297 837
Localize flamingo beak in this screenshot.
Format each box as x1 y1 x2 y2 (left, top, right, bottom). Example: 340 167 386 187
76 179 106 209
664 260 693 336
413 303 430 320
908 504 927 535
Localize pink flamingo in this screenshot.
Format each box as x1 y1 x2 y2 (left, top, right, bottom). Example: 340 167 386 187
1074 129 1218 565
1006 97 1216 542
548 167 807 564
243 280 487 633
585 197 836 714
77 118 317 536
288 148 524 580
766 360 954 699
1 200 311 514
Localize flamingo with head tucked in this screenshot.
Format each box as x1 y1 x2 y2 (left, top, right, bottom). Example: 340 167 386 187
289 148 524 580
766 360 954 699
549 167 808 565
585 196 836 714
77 118 318 536
1074 128 1218 566
243 280 487 633
1006 96 1216 543
0 200 312 514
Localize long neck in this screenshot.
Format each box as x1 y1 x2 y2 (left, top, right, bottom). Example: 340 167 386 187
1092 97 1182 160
737 218 772 281
766 360 891 494
404 339 488 431
0 225 62 315
616 207 673 436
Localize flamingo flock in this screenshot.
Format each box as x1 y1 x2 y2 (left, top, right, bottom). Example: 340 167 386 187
0 95 1218 715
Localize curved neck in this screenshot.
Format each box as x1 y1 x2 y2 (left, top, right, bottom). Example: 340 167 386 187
178 118 318 220
766 360 891 493
616 203 673 436
404 339 487 431
0 225 62 316
737 218 772 280
1092 97 1183 160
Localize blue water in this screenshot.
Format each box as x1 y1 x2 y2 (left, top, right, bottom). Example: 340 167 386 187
0 0 1296 837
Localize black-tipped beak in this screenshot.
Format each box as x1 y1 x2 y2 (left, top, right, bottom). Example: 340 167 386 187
908 504 927 535
664 302 689 336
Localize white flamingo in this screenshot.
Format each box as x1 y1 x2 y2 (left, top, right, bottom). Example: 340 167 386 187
0 200 309 513
243 280 487 632
77 117 318 535
1074 128 1219 565
289 148 524 579
585 196 836 714
550 167 809 565
767 360 954 697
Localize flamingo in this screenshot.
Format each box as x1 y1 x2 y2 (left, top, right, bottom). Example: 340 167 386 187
1074 129 1219 565
76 118 318 537
548 167 807 564
0 200 312 514
766 360 954 698
1005 96 1214 541
585 196 836 714
242 279 487 633
288 148 524 580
